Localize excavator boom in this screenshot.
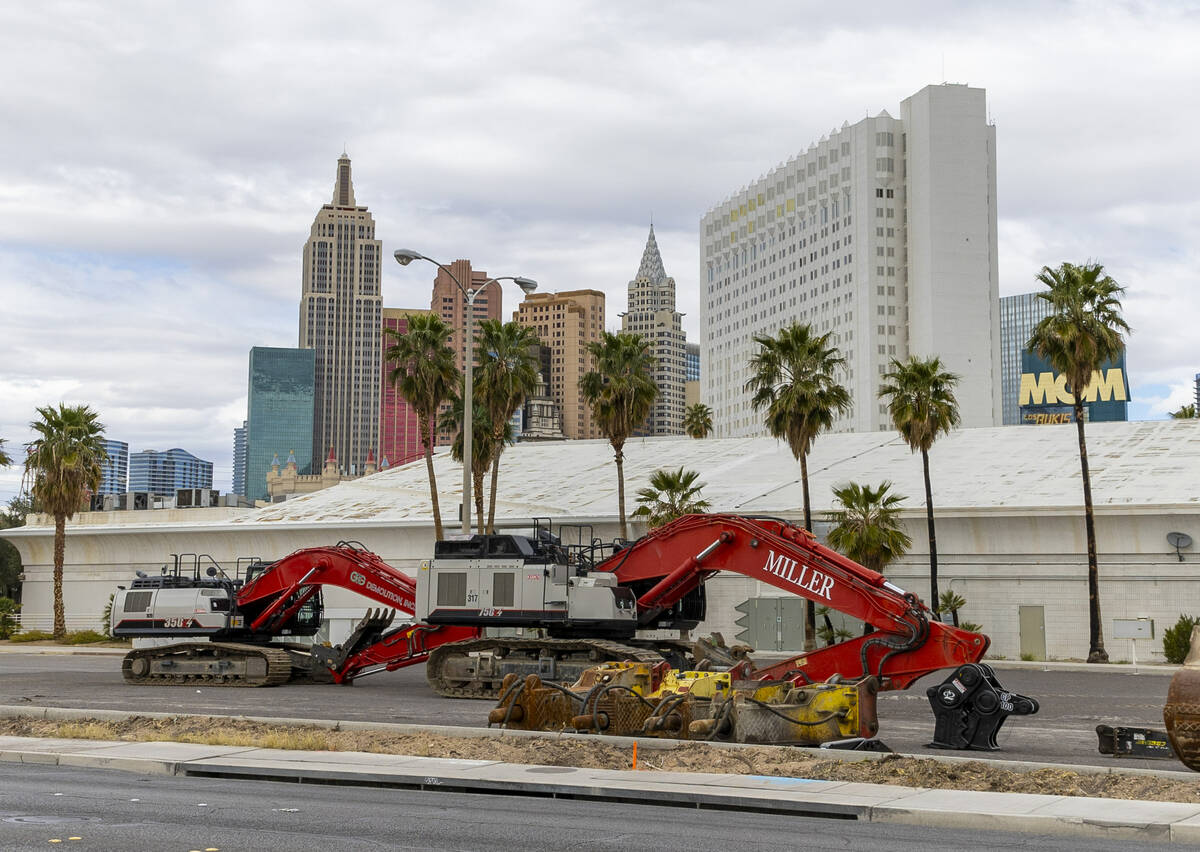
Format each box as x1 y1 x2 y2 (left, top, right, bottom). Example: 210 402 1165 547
598 514 987 689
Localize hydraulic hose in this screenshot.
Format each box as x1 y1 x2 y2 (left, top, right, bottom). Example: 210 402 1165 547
745 696 841 727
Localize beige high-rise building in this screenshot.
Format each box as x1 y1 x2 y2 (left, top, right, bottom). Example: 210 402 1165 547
622 225 685 435
700 84 1000 437
430 259 500 445
514 290 605 439
431 259 502 373
299 153 383 472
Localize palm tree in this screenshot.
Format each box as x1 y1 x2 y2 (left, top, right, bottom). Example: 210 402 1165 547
1027 261 1129 664
0 438 11 467
826 481 912 575
580 332 658 540
475 320 541 533
385 312 459 541
439 384 505 533
878 356 960 616
632 467 711 530
1171 404 1197 419
745 322 851 649
682 403 713 439
22 404 107 638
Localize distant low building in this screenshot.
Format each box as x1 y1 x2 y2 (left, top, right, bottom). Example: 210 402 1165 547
265 446 378 502
520 370 566 441
98 439 129 496
128 448 213 496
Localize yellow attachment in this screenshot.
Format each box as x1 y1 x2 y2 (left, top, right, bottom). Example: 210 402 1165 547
724 679 880 745
573 661 661 695
651 670 734 701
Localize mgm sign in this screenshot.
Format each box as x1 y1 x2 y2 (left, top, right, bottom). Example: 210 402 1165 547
1018 350 1129 425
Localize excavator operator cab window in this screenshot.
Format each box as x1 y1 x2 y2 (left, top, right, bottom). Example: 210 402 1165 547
486 537 521 558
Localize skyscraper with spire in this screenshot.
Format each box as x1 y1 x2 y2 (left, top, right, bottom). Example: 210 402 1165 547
622 225 685 435
299 153 383 473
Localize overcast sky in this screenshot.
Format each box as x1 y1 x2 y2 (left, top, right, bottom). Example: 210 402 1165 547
1 1 1197 502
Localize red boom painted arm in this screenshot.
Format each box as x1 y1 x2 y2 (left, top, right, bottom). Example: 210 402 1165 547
235 543 482 683
237 544 418 632
599 514 987 690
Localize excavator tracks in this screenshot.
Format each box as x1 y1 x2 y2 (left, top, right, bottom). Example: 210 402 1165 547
426 637 669 699
121 642 294 687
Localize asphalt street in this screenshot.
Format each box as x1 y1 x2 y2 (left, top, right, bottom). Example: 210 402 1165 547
0 652 1178 770
0 762 1182 852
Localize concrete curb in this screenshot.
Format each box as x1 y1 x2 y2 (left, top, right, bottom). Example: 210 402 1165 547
0 644 128 656
985 658 1178 676
1 703 1196 781
3 733 1200 843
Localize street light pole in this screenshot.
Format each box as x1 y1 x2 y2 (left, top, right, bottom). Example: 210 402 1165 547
393 249 536 536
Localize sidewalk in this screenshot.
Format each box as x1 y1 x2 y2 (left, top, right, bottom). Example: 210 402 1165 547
3 732 1199 843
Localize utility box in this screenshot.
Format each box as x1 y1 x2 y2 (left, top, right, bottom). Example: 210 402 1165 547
1113 618 1154 640
733 597 807 651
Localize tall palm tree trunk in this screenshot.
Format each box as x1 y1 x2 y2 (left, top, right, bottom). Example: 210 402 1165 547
53 514 66 638
1075 398 1108 663
614 443 627 540
799 453 816 651
474 468 486 533
423 416 443 540
487 451 501 534
922 448 940 615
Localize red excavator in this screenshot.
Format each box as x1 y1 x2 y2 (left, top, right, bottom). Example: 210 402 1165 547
113 513 989 701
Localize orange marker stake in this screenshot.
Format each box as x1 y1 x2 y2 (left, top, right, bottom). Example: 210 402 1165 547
632 740 638 770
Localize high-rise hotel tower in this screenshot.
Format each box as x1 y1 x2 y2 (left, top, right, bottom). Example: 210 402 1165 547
622 225 685 435
299 154 383 471
699 84 1000 436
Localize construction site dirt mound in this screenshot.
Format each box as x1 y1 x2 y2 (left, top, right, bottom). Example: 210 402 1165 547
4 715 1198 803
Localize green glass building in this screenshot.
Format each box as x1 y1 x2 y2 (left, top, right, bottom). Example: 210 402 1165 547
246 347 316 502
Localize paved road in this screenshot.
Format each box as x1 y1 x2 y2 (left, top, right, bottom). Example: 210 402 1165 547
0 762 1180 851
0 652 1179 770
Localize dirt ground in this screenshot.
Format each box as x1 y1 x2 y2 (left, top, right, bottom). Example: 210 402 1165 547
3 715 1198 804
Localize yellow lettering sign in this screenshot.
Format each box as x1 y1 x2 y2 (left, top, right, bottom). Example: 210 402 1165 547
1082 368 1128 403
1019 369 1127 406
1018 372 1066 405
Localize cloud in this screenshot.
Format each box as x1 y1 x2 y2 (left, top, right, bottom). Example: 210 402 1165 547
1 0 1198 503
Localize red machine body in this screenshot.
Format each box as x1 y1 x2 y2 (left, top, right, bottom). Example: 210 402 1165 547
220 515 985 690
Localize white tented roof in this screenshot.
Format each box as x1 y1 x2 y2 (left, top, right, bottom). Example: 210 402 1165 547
231 420 1200 527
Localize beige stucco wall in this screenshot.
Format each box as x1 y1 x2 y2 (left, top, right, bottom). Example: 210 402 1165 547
4 504 1197 661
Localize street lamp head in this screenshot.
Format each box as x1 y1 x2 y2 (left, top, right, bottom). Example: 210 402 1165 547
514 276 538 295
393 248 423 266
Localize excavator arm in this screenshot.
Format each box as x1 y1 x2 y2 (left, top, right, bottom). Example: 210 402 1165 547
235 542 481 681
598 514 987 689
236 542 420 632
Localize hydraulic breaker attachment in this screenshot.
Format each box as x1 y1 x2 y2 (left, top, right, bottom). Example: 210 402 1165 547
490 660 880 747
309 608 396 676
488 673 581 730
1096 725 1174 759
568 663 722 736
689 678 879 746
488 662 673 732
927 663 1039 750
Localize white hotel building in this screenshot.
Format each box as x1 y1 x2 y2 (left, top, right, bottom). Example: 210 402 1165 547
699 84 1001 436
